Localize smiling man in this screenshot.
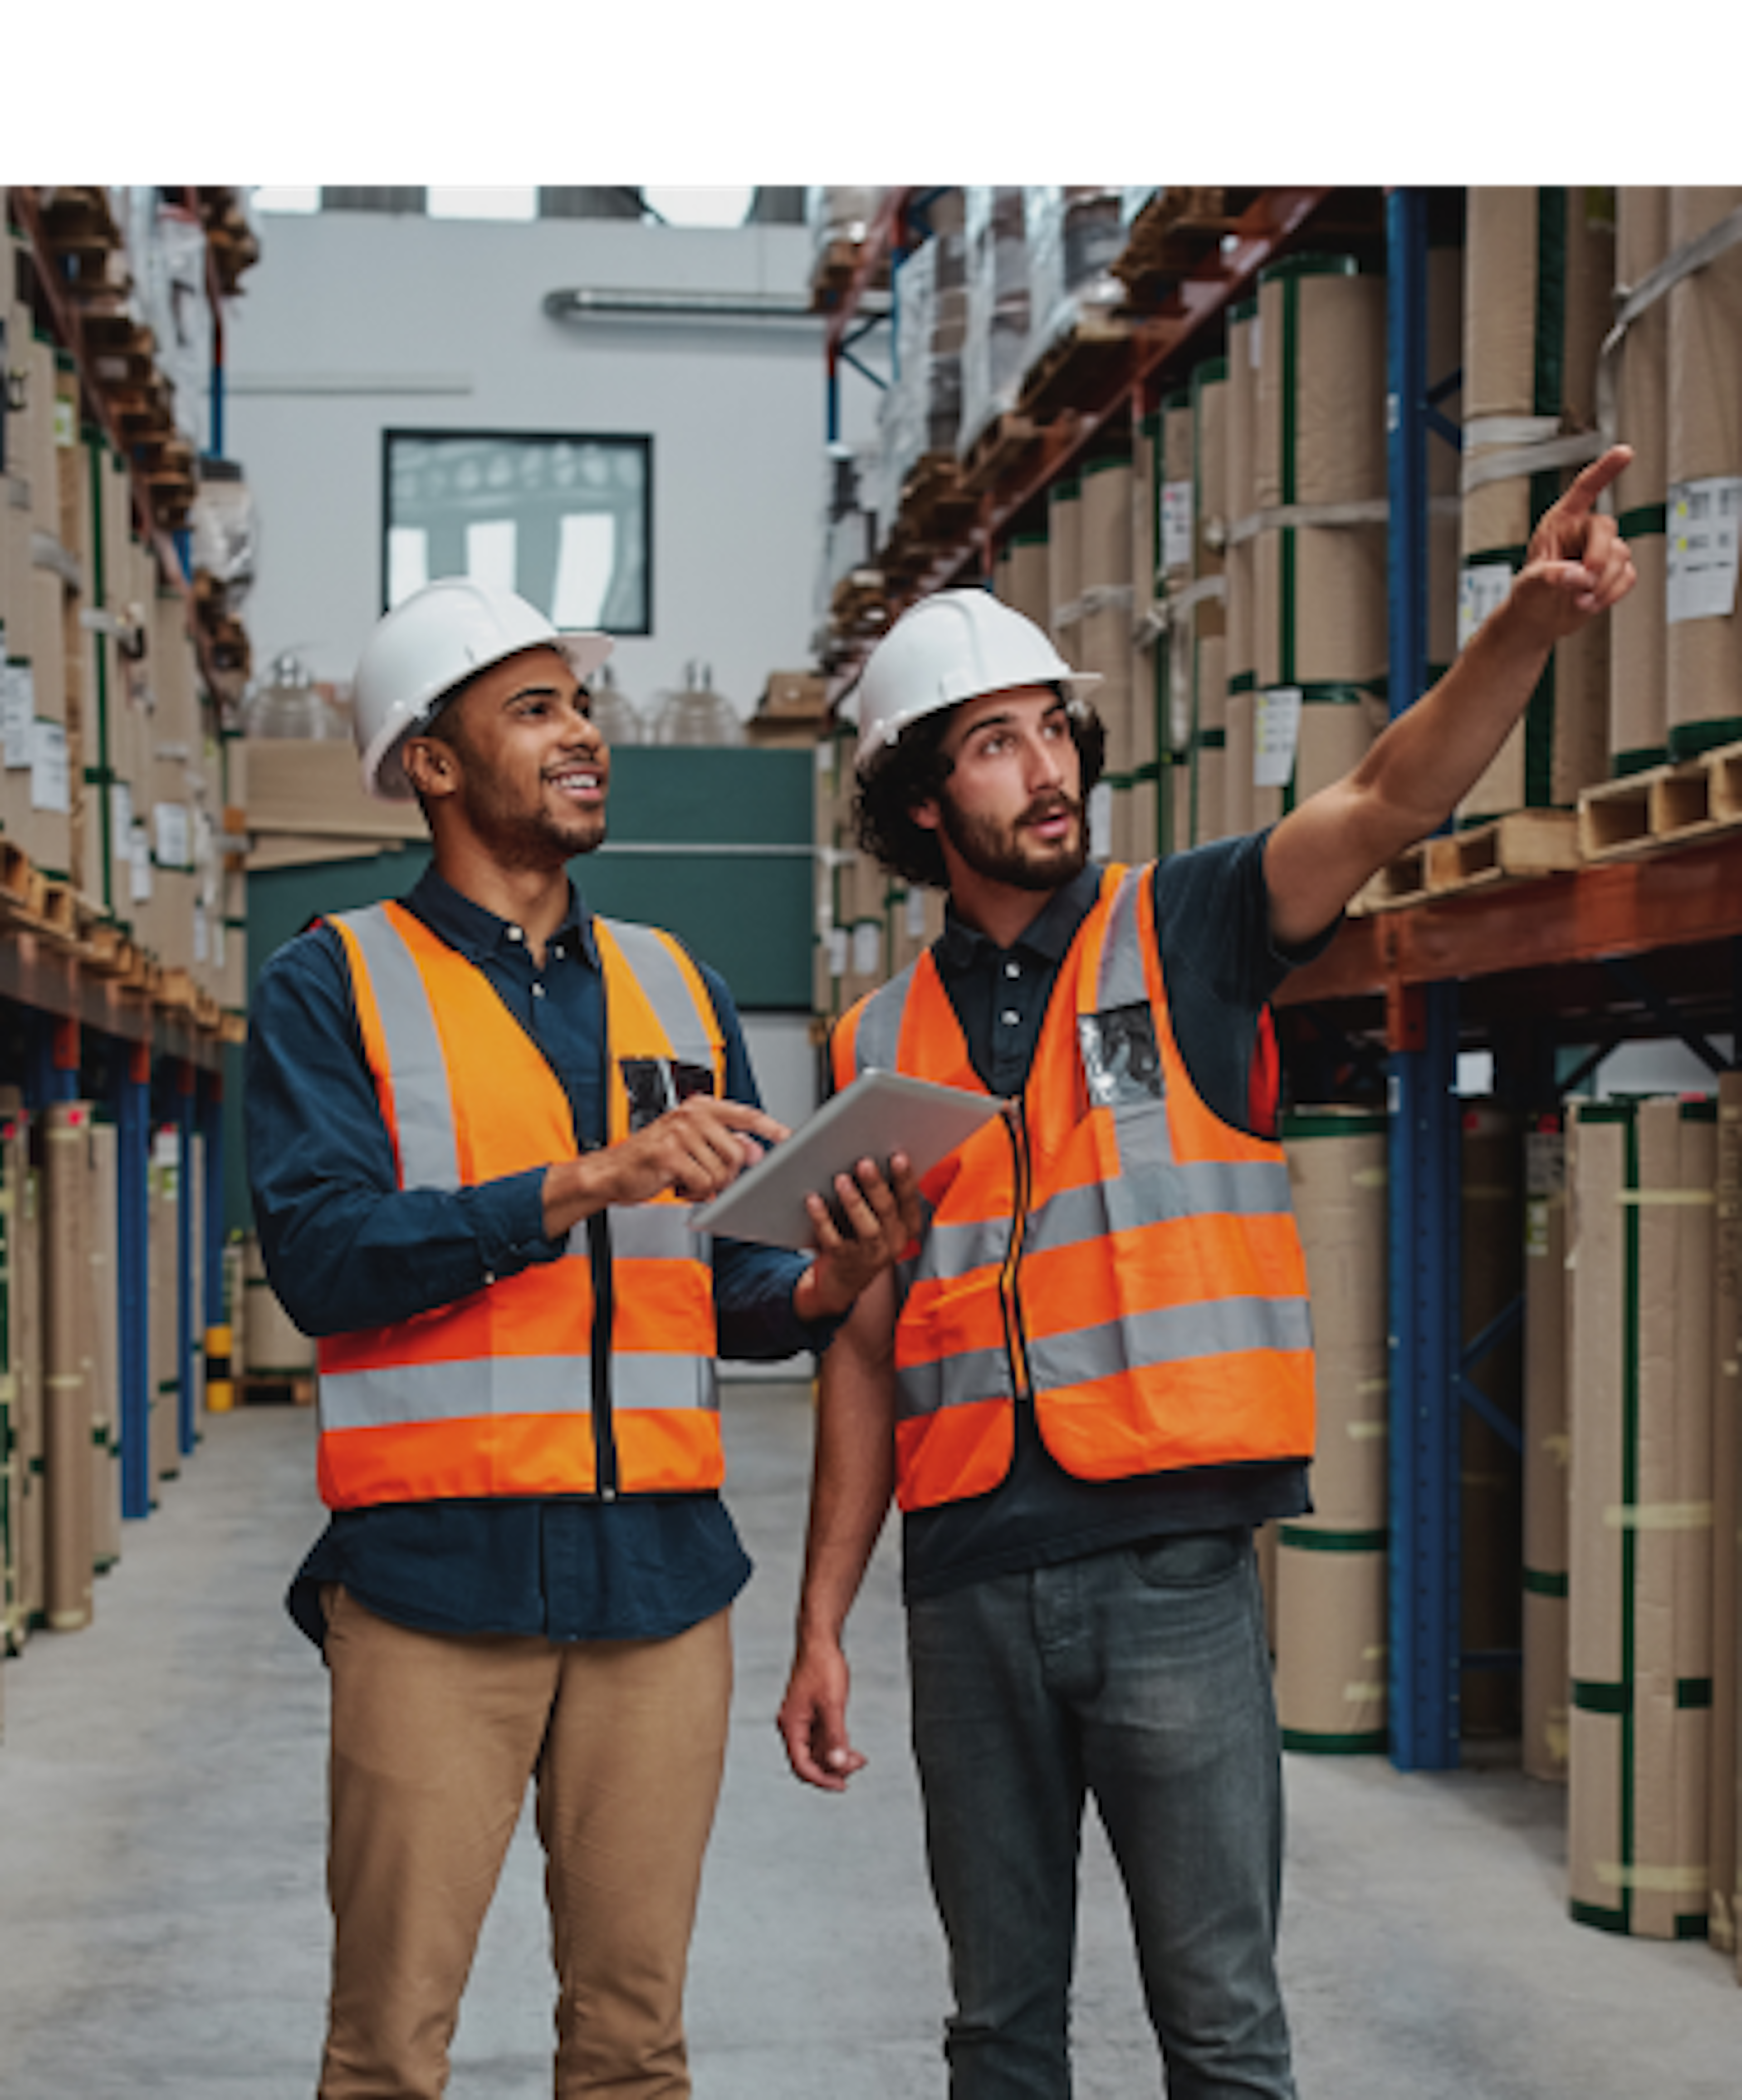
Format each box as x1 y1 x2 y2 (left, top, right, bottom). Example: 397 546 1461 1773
778 450 1637 2100
245 577 919 2100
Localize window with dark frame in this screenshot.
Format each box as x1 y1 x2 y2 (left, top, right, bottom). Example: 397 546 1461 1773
382 430 652 635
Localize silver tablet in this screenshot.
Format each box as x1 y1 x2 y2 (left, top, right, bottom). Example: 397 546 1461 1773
688 1068 1009 1251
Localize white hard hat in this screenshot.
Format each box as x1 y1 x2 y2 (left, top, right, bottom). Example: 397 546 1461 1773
352 577 615 801
853 588 1100 777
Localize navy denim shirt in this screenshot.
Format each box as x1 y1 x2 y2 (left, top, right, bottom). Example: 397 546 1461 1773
245 866 832 1648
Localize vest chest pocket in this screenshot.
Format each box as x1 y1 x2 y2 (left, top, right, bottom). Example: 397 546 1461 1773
1077 1003 1165 1112
620 1057 718 1131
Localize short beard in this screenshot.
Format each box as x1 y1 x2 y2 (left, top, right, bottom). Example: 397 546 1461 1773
936 787 1088 892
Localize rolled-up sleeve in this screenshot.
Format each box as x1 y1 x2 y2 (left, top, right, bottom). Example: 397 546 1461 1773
245 927 562 1337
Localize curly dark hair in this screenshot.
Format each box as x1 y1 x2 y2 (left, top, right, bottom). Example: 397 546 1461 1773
853 689 1107 889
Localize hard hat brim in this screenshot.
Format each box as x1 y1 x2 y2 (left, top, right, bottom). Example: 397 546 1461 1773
853 667 1103 778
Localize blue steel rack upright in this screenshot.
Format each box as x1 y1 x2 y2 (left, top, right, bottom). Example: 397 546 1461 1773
1385 188 1467 1771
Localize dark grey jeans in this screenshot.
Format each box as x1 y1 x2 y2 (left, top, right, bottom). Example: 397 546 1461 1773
906 1529 1296 2100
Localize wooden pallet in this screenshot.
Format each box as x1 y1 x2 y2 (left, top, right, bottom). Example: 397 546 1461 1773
1577 746 1742 863
960 410 1040 495
1113 186 1266 302
1361 809 1585 913
896 451 979 546
1018 312 1135 425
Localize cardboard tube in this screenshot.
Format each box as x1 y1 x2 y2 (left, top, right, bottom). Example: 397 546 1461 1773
43 1102 93 1631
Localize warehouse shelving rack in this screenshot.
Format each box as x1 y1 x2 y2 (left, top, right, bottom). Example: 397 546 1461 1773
820 182 1742 1773
3 186 238 1530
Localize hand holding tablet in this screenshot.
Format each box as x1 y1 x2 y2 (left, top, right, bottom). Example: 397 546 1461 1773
688 1070 1009 1251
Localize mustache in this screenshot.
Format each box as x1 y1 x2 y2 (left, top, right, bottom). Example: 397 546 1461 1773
1020 793 1081 824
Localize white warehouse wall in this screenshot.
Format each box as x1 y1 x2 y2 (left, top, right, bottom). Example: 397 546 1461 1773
223 208 863 716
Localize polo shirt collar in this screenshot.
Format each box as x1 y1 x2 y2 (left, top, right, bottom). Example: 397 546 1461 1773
404 865 598 970
937 859 1105 971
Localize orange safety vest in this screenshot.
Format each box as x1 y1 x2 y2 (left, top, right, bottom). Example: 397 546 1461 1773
316 899 725 1510
834 863 1315 1513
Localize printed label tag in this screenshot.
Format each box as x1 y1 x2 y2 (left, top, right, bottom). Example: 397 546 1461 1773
1667 476 1742 624
1161 480 1194 572
1458 561 1514 652
1254 687 1303 790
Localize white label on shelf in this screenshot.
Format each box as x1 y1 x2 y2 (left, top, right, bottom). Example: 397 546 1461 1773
1667 476 1742 624
1457 560 1514 652
1161 480 1194 572
2 663 34 770
827 923 849 976
851 919 882 976
1254 687 1303 789
906 887 928 939
53 396 77 449
30 718 69 814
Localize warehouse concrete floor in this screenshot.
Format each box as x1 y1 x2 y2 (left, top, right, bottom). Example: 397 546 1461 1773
0 1386 1736 2099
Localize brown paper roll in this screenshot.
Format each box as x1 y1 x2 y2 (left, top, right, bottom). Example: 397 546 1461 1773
1226 301 1260 527
1047 474 1081 651
1000 531 1050 631
1666 185 1742 761
88 1120 121 1572
1254 525 1389 691
1078 456 1131 591
1223 687 1255 838
43 1101 93 1631
1462 1104 1525 1740
1522 1125 1570 1784
1191 359 1228 595
1609 188 1670 772
1275 1526 1389 1752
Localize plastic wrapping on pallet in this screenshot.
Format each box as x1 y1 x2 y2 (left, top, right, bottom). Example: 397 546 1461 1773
875 227 964 526
958 186 1031 455
1023 186 1126 369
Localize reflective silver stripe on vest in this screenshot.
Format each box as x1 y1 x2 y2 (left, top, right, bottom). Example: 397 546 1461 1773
1026 1293 1313 1391
607 1205 704 1261
320 1349 718 1434
853 964 917 1077
896 1291 1310 1423
334 906 461 1191
1026 1157 1296 1251
599 918 717 1071
1097 868 1150 1010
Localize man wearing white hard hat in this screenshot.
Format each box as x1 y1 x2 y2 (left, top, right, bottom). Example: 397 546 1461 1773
245 577 919 2100
778 451 1638 2097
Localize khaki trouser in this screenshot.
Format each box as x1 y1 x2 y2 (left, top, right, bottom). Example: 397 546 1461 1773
316 1586 733 2100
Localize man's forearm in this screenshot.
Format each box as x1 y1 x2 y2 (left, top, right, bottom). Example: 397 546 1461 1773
795 1291 899 1647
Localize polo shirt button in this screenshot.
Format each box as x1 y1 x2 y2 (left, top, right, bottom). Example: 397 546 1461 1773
533 983 546 999
1001 1009 1020 1027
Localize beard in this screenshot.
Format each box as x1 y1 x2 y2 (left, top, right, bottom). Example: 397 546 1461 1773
936 785 1088 891
456 773 608 869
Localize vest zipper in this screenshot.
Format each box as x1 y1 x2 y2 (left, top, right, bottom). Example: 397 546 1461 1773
586 1208 620 1499
999 1099 1034 1402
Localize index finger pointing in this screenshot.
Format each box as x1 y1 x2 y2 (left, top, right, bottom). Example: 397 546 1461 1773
1559 443 1634 516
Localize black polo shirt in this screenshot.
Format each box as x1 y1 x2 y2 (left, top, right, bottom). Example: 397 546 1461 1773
891 834 1336 1602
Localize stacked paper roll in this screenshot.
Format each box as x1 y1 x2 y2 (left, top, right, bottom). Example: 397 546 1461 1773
1047 471 1081 657
1462 1104 1526 1740
43 1102 93 1631
1609 187 1672 775
1159 392 1197 853
1001 525 1050 631
1567 1097 1716 1941
1522 1118 1571 1784
1131 410 1161 860
1077 454 1136 860
1190 357 1229 844
1253 255 1390 824
1713 1075 1742 1961
1665 185 1742 762
1223 297 1263 840
1427 238 1467 677
1275 1109 1390 1754
1460 187 1616 818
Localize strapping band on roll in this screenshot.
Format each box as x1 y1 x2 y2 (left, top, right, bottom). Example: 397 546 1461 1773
1601 1500 1713 1532
1147 577 1228 631
1594 1861 1710 1895
1595 201 1742 453
1459 427 1608 497
1614 1187 1717 1207
1224 497 1390 547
